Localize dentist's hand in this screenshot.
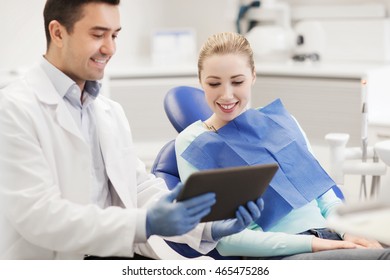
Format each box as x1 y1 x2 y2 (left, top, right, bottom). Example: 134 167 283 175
146 183 216 238
211 197 264 241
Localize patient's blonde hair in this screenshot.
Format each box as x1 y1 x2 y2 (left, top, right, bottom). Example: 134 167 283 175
198 32 255 81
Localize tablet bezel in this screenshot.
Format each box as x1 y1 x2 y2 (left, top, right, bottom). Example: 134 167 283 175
176 163 278 222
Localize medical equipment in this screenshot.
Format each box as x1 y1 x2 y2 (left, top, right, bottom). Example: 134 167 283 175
151 29 196 66
328 199 390 246
326 67 390 200
360 80 369 197
236 0 261 34
292 3 390 63
241 2 390 63
242 0 296 61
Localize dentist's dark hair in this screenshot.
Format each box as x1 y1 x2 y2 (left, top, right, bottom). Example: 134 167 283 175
43 0 120 49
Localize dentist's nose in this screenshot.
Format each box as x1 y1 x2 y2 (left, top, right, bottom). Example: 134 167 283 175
101 37 116 56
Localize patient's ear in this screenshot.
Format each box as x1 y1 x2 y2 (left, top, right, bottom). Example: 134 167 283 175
48 20 65 48
251 71 256 85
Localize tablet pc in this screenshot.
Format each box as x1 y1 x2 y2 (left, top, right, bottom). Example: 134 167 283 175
176 163 278 222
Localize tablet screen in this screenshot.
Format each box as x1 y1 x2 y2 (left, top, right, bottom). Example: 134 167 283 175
177 163 278 222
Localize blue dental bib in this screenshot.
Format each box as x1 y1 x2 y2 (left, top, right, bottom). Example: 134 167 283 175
181 99 336 230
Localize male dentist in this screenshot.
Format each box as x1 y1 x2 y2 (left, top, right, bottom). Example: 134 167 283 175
0 0 263 260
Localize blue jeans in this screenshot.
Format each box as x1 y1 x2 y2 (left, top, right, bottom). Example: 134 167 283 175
297 228 342 240
281 228 390 260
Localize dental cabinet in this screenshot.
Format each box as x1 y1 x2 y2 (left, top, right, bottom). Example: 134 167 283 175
108 66 199 167
252 62 390 147
108 65 200 143
108 61 390 157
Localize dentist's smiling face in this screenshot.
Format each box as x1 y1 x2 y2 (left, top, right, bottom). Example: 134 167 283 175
50 3 121 89
200 53 255 128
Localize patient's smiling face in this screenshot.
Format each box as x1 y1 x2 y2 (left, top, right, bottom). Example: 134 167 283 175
200 53 255 129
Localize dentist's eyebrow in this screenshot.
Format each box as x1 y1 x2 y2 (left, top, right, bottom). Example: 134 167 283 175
90 26 122 32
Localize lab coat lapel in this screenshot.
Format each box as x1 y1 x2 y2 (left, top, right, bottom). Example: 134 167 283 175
26 66 84 141
94 98 135 207
55 105 85 141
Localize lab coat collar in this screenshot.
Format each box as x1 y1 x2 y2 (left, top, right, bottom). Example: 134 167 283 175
25 65 85 142
26 64 62 105
24 64 134 207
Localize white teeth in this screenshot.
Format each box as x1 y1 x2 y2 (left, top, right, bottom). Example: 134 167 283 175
92 58 106 64
221 104 235 110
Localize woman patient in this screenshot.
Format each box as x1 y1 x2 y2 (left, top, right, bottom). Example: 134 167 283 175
175 31 390 259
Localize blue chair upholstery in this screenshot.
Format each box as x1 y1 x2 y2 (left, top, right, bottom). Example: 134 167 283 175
150 139 179 190
151 86 212 190
164 86 212 133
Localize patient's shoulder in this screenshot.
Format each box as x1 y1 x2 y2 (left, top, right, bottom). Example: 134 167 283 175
176 120 206 149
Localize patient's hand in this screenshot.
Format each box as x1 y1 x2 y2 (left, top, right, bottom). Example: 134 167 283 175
211 198 264 241
311 237 358 252
343 233 383 249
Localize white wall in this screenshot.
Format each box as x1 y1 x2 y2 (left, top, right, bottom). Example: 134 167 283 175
0 0 237 72
108 0 166 69
0 0 162 71
2 0 390 72
1 0 46 71
288 0 390 8
106 0 239 70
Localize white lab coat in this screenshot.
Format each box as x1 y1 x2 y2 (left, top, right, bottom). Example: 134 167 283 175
0 65 211 260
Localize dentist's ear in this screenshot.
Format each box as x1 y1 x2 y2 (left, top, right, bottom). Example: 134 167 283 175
48 20 65 47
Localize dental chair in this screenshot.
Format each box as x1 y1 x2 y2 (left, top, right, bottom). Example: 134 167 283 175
152 86 212 189
151 86 345 259
152 86 238 259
